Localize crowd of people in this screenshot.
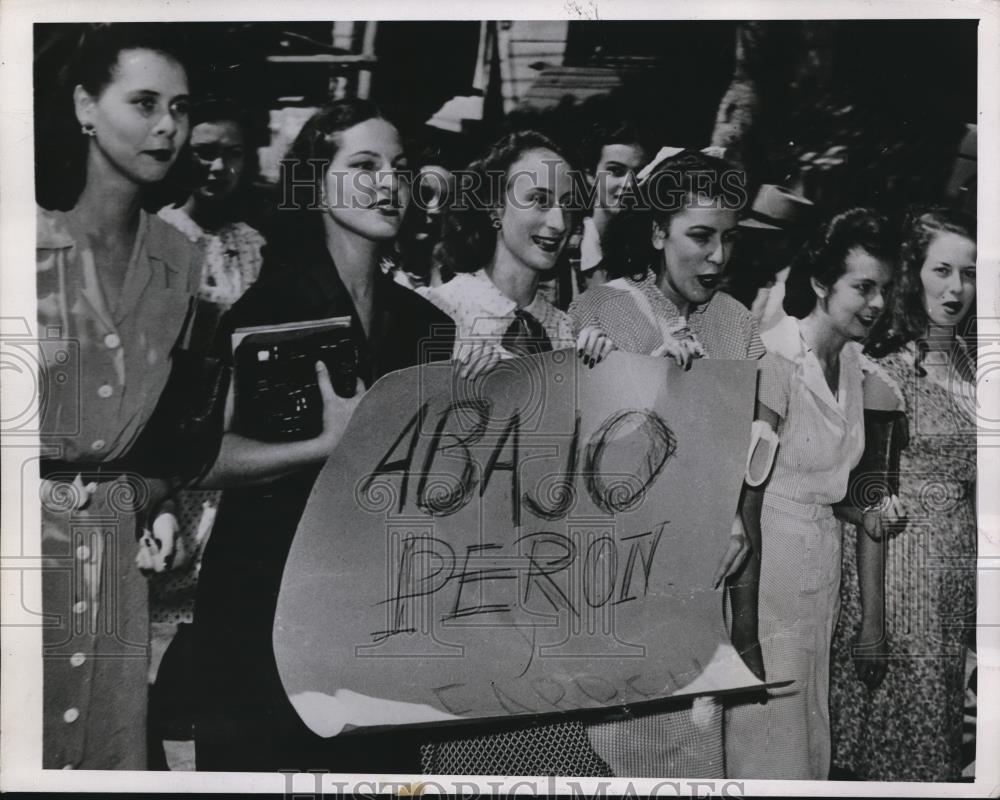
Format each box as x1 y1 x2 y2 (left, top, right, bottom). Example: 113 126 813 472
35 24 977 781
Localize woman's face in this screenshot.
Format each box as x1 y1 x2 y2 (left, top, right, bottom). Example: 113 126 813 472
496 147 574 274
75 48 190 185
653 200 740 308
594 143 646 215
322 117 410 241
189 120 246 204
919 231 976 326
818 247 893 341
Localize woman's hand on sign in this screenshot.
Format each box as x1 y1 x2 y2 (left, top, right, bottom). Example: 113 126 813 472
651 333 701 370
317 361 365 452
455 340 505 381
575 325 615 368
712 514 751 589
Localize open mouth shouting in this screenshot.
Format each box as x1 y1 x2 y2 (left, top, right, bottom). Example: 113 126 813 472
940 300 964 317
143 148 175 163
696 273 722 291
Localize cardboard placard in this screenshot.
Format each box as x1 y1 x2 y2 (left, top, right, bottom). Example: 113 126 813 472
274 351 762 737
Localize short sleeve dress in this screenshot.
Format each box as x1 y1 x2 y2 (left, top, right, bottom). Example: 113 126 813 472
724 314 865 780
36 206 200 769
567 271 763 778
830 341 977 781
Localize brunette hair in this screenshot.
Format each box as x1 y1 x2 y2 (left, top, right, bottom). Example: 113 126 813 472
36 23 190 210
602 148 746 281
436 129 585 274
783 207 897 319
269 98 397 255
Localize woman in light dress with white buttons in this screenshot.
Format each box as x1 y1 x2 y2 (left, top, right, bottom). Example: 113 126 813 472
35 24 199 769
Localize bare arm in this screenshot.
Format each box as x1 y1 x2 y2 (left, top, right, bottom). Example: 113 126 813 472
728 401 781 682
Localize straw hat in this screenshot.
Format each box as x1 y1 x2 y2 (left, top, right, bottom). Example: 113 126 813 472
740 184 814 230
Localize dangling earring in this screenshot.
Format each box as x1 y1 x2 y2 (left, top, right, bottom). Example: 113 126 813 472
81 123 95 137
490 215 502 230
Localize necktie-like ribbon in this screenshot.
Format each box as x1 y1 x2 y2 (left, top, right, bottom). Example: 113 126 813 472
502 308 553 357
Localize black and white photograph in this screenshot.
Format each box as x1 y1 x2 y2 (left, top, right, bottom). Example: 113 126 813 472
1 2 998 796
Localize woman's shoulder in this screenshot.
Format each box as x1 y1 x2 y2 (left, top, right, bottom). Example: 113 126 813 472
385 277 456 331
761 314 806 364
224 220 267 248
424 272 480 304
569 279 639 318
709 291 755 325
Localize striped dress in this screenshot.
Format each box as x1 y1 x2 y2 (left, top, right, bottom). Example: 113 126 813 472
724 315 865 779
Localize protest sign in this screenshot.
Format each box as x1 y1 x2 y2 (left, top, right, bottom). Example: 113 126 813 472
274 351 763 736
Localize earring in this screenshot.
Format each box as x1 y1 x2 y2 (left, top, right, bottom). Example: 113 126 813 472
490 216 502 230
81 124 95 137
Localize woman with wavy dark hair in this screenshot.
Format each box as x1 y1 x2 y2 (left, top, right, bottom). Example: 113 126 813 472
35 23 200 770
724 208 897 779
193 99 455 772
424 129 614 378
567 148 764 778
830 207 977 781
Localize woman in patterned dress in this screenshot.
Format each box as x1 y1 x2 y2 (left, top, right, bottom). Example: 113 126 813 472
568 147 764 778
830 207 977 781
724 208 896 779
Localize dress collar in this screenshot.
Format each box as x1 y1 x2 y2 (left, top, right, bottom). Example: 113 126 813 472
634 270 712 317
763 315 857 417
468 268 551 319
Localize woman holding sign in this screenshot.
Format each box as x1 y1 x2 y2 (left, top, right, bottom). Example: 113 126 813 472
568 147 765 778
193 100 455 772
424 130 615 377
418 130 616 776
725 208 897 779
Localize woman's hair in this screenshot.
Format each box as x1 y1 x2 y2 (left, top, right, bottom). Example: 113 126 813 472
154 95 260 214
866 205 976 356
580 118 650 174
602 148 745 281
269 98 389 255
436 129 584 274
783 207 897 319
35 23 190 210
